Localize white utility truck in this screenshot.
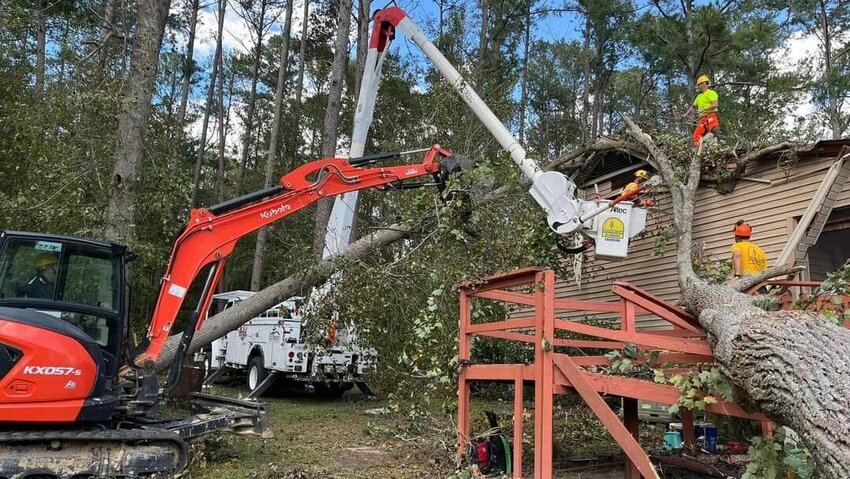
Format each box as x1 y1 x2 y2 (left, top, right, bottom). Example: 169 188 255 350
204 290 376 398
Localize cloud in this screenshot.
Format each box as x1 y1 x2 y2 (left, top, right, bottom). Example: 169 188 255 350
169 0 310 62
771 31 820 132
176 0 312 154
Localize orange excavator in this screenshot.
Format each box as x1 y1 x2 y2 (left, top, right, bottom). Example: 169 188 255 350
0 146 461 476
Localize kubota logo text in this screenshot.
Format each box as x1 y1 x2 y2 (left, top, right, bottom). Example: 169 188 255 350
259 204 291 219
23 366 82 376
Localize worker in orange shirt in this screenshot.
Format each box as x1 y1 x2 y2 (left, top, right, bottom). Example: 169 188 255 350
683 75 720 146
619 169 654 207
731 220 767 281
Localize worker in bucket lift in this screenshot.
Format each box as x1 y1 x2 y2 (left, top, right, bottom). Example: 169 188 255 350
619 170 654 207
683 75 720 146
731 220 767 288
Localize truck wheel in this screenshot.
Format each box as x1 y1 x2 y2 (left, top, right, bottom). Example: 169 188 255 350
247 355 267 392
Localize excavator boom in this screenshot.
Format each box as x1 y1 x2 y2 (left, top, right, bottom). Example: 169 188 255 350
139 145 453 377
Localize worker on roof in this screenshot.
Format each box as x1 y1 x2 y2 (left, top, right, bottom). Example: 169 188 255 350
619 169 654 207
683 75 720 146
731 220 767 283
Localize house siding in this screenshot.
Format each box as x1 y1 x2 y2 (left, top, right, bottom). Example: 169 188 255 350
554 154 850 328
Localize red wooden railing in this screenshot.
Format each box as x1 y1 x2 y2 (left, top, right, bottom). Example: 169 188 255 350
456 269 804 479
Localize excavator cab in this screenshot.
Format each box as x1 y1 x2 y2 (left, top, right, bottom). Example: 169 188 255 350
0 230 129 422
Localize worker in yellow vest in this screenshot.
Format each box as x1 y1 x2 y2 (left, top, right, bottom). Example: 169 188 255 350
683 75 720 146
731 220 767 280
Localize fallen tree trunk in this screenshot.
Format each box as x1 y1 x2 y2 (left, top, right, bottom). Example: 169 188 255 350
622 114 850 478
154 222 414 370
153 138 601 368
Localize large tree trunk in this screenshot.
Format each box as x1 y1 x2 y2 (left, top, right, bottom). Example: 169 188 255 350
103 0 171 242
622 114 850 478
311 0 353 260
518 2 531 145
682 281 850 478
215 9 227 203
294 0 309 106
580 14 591 141
250 0 294 292
190 0 225 207
477 0 489 66
353 0 371 96
818 0 843 139
177 0 199 129
237 0 270 180
156 220 413 369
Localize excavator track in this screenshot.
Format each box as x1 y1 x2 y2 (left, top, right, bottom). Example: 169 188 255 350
0 427 188 478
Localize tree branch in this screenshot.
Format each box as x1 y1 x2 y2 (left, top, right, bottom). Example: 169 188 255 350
730 264 806 293
737 141 795 166
548 137 644 171
620 113 674 182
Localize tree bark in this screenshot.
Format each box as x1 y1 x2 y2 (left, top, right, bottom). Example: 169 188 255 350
237 0 270 180
817 0 844 139
103 0 171 242
177 0 200 129
250 0 295 292
580 13 591 142
477 0 489 67
353 0 371 96
35 0 47 95
99 0 117 47
294 0 309 106
190 0 225 207
621 114 850 478
215 6 227 203
518 1 531 144
311 0 353 260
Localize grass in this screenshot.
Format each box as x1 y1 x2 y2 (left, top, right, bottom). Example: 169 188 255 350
184 385 456 479
181 385 672 479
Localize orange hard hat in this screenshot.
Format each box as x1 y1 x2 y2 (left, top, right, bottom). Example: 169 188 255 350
734 221 752 238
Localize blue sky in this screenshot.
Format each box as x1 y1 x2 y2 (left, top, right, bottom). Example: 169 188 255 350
178 0 834 144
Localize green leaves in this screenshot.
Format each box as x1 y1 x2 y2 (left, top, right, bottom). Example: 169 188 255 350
743 426 816 479
664 366 732 413
793 262 850 325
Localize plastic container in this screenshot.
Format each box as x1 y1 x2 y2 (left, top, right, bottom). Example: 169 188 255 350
663 431 683 450
669 422 683 440
703 423 717 453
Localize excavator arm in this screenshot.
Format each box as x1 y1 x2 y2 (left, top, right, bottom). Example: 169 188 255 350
137 145 455 385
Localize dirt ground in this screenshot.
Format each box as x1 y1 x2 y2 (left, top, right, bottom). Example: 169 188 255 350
182 385 733 479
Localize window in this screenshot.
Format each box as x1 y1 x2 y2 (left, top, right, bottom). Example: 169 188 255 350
0 238 119 312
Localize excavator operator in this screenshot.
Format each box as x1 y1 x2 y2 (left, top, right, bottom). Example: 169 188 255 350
22 252 58 299
683 75 720 146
